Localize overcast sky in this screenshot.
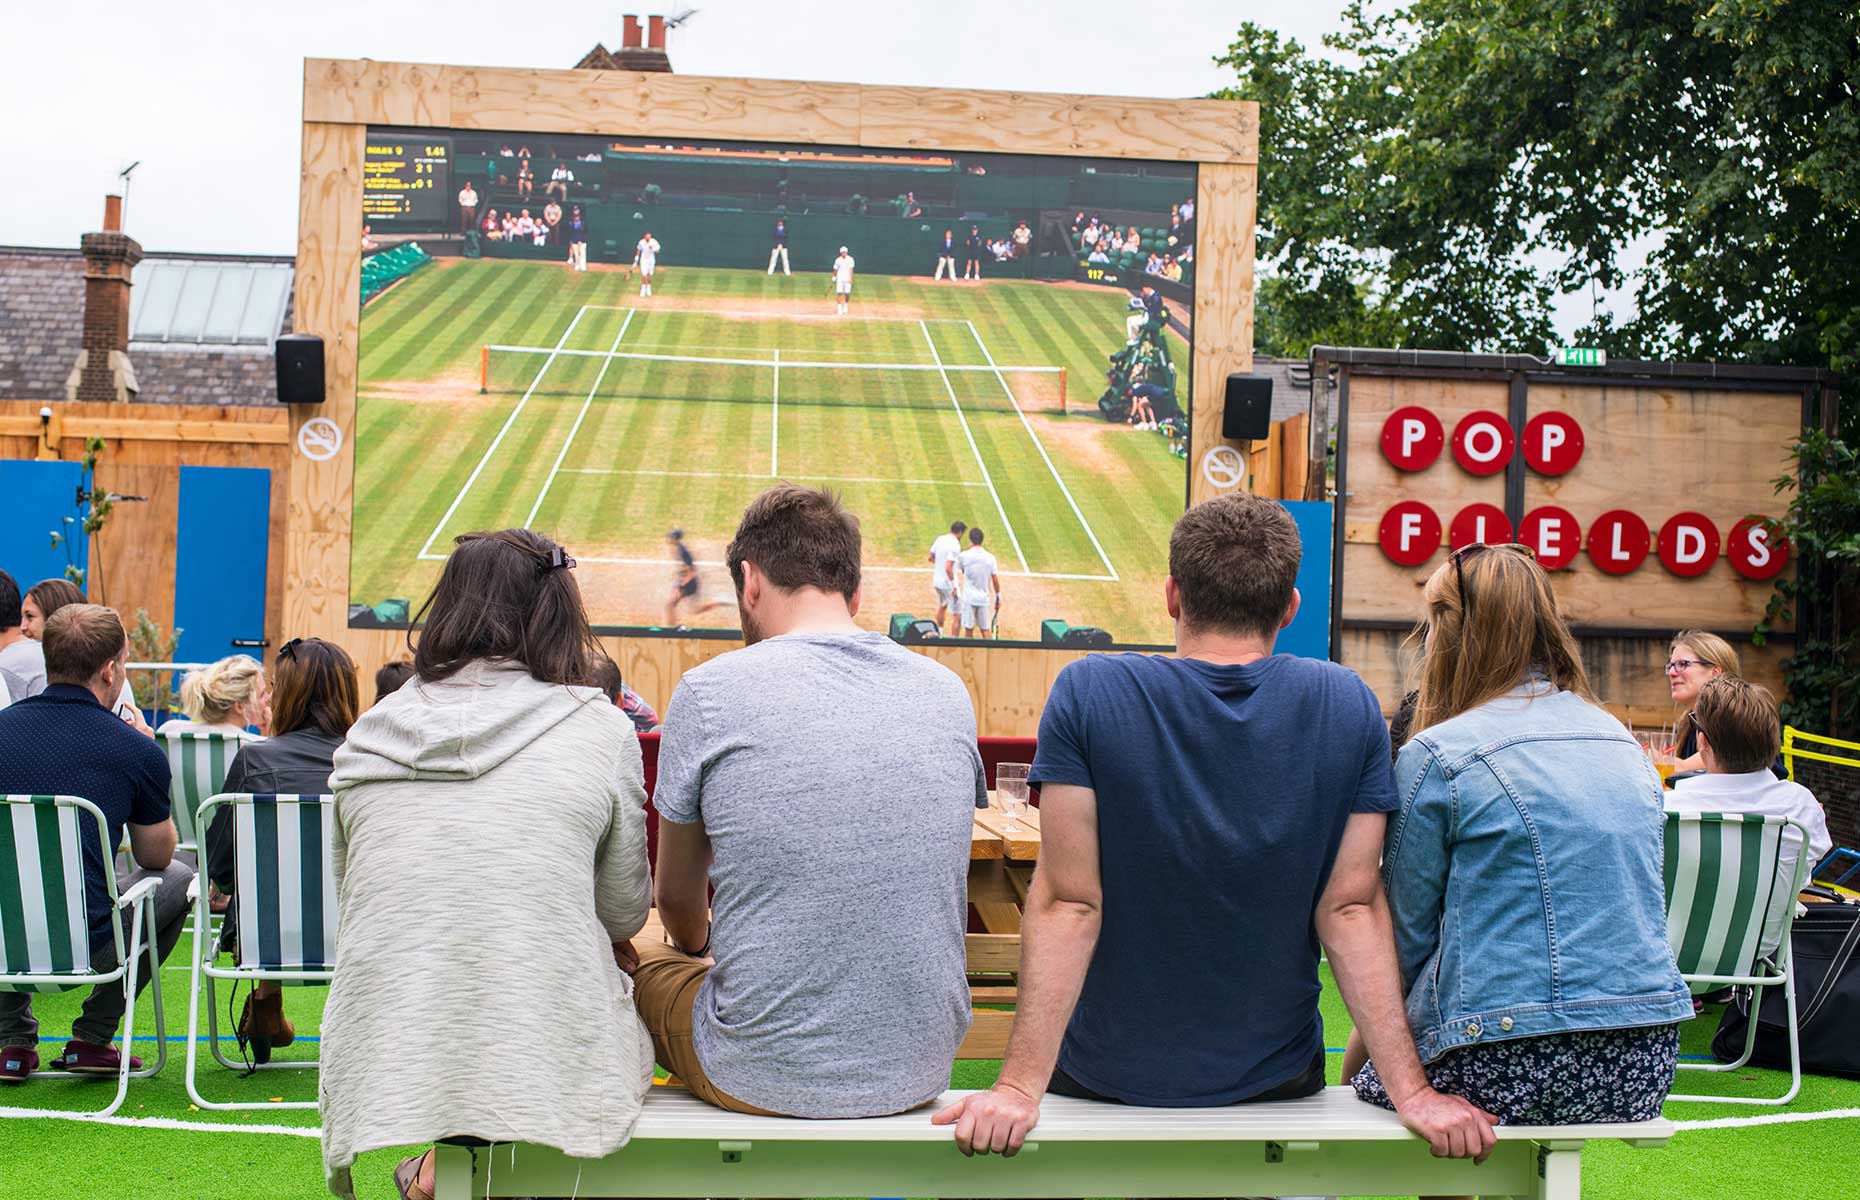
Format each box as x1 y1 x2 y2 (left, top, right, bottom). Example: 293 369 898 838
0 0 1615 337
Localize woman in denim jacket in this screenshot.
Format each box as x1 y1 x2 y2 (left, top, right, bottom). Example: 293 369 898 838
1346 543 1692 1123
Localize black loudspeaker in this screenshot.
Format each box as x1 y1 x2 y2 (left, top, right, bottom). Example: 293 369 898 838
275 334 325 405
1222 373 1273 440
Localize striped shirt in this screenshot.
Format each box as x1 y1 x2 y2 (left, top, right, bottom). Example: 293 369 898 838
0 685 170 945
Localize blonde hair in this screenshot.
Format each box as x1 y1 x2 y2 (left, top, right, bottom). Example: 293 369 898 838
179 656 266 724
1693 676 1781 773
1409 546 1594 734
1671 628 1740 675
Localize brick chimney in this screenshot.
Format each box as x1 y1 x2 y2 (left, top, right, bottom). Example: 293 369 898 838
68 194 142 402
615 13 673 72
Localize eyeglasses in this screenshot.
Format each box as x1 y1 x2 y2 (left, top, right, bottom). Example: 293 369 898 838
1448 541 1537 624
1665 658 1712 674
278 638 304 661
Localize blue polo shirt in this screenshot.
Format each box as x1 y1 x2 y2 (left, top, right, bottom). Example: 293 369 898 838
1030 652 1396 1105
0 685 171 947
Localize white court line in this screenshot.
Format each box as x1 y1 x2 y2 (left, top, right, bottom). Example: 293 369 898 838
581 305 973 323
0 1107 321 1137
771 347 780 476
566 552 1113 583
523 309 635 529
967 319 1119 582
483 344 1059 375
919 319 1028 573
1672 1106 1860 1131
416 305 591 558
560 467 986 489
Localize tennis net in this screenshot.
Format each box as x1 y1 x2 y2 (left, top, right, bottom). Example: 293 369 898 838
479 344 1067 415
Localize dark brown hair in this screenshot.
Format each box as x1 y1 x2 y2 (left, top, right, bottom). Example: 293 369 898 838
373 659 415 705
271 639 360 738
43 604 127 685
411 529 599 685
1693 676 1781 773
1168 492 1301 637
725 484 861 600
28 578 86 621
588 655 624 704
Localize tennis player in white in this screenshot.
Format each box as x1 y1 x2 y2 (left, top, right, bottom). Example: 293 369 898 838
832 245 856 315
634 231 661 297
928 519 967 636
956 527 1000 638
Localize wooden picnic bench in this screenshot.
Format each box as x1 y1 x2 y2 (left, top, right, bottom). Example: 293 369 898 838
430 1085 1674 1199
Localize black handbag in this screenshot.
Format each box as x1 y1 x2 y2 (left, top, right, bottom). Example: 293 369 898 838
1712 897 1860 1078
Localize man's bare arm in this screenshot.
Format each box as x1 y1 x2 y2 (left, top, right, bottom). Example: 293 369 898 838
126 819 177 872
934 782 1100 1155
653 818 712 954
1317 811 1497 1162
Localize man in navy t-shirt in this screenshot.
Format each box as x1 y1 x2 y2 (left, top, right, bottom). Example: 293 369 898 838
936 492 1497 1162
0 604 193 1082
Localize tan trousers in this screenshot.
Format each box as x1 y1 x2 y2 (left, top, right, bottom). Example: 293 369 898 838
631 941 783 1116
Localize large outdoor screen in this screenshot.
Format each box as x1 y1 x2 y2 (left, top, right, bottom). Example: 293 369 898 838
351 127 1198 644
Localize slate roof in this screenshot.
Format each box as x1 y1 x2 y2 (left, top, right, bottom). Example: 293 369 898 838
0 245 293 407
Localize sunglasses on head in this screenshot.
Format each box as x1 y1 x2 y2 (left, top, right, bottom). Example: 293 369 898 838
1448 541 1537 624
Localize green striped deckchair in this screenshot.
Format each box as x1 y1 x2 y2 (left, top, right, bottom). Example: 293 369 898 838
153 729 255 853
1663 810 1812 1105
184 792 337 1111
0 794 168 1117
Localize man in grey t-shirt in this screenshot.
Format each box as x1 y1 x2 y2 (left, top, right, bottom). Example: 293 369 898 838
635 484 980 1118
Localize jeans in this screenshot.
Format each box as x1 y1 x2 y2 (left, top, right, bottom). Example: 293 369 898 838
0 860 194 1048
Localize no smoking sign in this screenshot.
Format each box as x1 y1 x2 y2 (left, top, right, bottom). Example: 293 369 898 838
297 417 344 462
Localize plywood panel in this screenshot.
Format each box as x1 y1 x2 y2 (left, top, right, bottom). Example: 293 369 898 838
287 122 367 648
303 58 451 127
1341 375 1510 621
1186 161 1257 507
1522 384 1798 631
858 86 1255 163
302 60 1257 166
1341 625 1789 730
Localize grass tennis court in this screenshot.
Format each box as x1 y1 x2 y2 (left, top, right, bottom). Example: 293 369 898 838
3 924 1854 1200
352 260 1191 642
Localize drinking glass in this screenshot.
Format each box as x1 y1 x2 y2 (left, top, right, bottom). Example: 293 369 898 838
996 762 1031 832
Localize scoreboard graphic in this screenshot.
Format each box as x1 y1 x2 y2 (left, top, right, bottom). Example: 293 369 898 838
363 139 450 226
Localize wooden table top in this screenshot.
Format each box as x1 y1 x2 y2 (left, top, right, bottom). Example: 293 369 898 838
972 796 1040 861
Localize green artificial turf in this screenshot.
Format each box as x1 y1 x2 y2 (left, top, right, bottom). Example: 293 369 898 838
352 261 1188 645
3 928 1853 1199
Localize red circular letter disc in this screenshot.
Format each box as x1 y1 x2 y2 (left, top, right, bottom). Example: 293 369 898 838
1381 407 1445 471
1585 509 1650 575
1448 503 1513 552
1727 516 1789 581
1522 411 1584 476
1451 411 1515 476
1518 506 1581 570
1379 502 1443 567
1657 512 1721 577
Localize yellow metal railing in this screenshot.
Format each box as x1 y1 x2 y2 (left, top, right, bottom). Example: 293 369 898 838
1783 725 1860 779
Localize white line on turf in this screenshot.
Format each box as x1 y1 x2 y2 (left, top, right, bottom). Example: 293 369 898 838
522 308 636 529
966 319 1119 582
771 347 779 476
919 319 1029 573
417 305 591 559
1671 1106 1860 1131
559 468 987 489
580 306 973 324
482 344 1060 375
566 553 1113 582
0 1107 321 1137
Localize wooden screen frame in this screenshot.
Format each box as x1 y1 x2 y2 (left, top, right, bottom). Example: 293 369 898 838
291 59 1258 707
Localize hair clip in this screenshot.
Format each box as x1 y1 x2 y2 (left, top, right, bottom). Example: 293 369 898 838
543 546 577 573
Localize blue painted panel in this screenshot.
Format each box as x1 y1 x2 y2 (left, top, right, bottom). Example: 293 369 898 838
1277 500 1333 661
173 466 270 663
0 460 88 591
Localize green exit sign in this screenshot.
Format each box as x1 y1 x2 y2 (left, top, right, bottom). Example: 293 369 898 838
1557 346 1608 367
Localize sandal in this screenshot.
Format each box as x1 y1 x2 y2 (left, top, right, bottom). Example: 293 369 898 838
393 1150 434 1200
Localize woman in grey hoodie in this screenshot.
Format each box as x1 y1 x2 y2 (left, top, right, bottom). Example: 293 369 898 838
320 530 654 1200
